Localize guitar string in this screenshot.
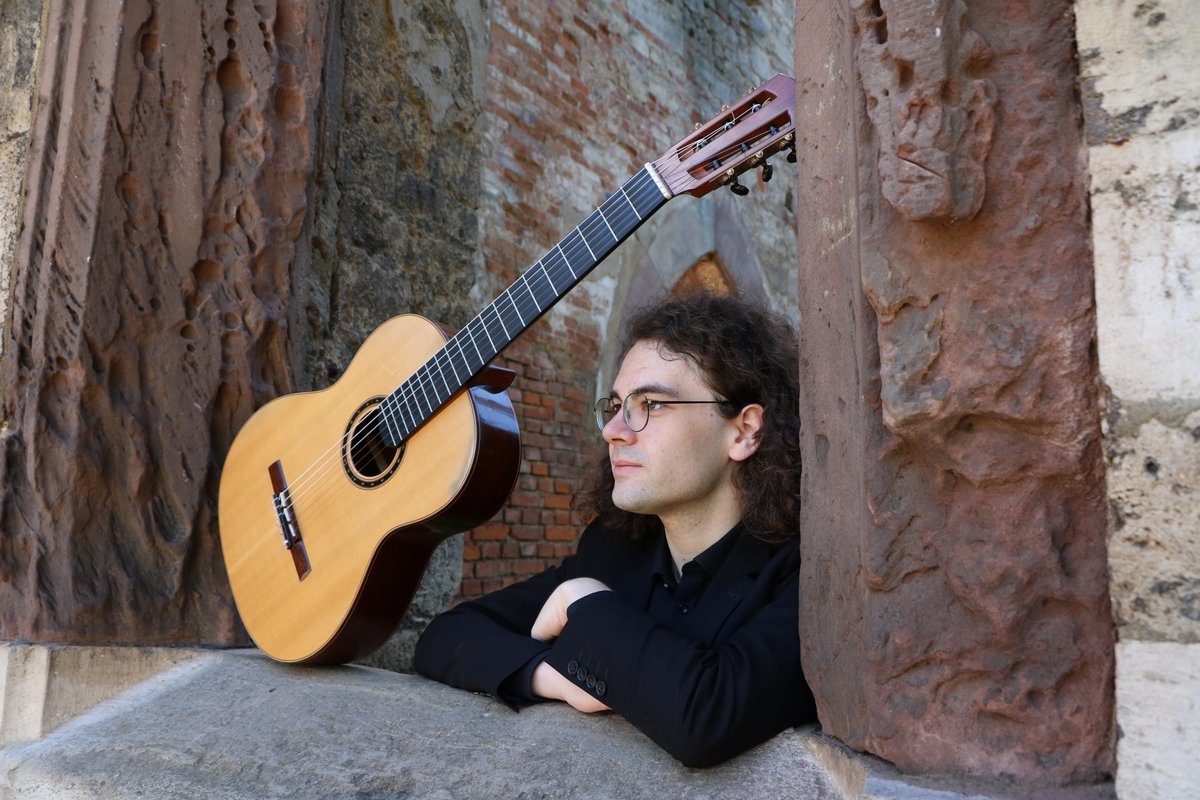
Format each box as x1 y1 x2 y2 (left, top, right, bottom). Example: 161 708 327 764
268 115 782 535
276 124 776 524
274 185 655 533
291 103 780 498
274 120 777 525
271 169 664 528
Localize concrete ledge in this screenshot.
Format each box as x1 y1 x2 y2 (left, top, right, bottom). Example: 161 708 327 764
0 644 198 747
0 651 1114 800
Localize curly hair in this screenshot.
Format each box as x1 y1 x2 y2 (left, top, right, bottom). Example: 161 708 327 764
577 291 801 543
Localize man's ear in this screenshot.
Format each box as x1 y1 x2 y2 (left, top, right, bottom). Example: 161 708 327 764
728 404 765 462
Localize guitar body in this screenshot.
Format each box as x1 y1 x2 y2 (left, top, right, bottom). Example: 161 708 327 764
218 313 521 664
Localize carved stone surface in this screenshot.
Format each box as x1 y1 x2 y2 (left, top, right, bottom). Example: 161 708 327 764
0 0 489 656
852 0 997 223
796 0 1113 784
0 0 331 644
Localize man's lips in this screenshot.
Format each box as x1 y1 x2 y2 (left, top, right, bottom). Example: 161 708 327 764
610 458 641 475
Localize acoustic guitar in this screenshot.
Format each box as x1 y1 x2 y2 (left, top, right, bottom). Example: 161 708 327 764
218 73 797 664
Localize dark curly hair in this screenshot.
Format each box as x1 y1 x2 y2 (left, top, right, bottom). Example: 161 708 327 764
577 291 801 543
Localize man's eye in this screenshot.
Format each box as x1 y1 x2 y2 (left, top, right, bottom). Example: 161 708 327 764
645 399 666 411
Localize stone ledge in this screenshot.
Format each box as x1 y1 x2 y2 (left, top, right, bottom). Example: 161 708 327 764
0 651 1114 800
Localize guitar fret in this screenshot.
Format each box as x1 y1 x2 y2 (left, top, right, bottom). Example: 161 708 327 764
554 244 576 279
382 166 669 446
598 204 619 240
619 184 643 220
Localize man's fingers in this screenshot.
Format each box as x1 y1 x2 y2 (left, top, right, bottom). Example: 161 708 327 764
530 600 568 642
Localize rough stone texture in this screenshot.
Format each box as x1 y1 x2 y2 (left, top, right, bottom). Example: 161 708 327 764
0 1 331 644
0 652 846 800
1113 642 1200 800
1103 413 1200 642
0 644 197 747
299 0 491 671
1077 1 1200 796
0 651 1115 800
795 0 1113 784
0 0 43 363
852 0 997 222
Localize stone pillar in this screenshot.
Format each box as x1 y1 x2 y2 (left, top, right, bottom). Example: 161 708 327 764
1076 1 1200 798
795 0 1114 784
0 0 331 645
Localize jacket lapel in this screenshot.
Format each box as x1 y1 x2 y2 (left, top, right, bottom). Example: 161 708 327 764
691 533 777 644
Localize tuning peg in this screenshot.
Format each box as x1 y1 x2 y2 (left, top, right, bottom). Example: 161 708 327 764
761 161 774 183
786 145 797 163
729 177 749 196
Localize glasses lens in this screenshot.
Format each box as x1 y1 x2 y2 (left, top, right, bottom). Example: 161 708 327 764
594 397 617 431
626 392 650 432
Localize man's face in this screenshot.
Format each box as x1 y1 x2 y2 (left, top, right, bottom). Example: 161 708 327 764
602 340 744 526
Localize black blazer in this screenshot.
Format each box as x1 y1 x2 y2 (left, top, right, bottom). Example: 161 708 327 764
414 520 816 768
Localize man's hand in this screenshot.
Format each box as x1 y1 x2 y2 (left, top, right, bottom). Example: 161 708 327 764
530 577 611 642
531 661 610 713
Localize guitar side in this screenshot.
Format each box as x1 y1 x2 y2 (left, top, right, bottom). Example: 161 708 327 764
217 314 521 664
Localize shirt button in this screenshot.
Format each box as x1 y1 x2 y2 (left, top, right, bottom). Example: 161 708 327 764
566 660 579 675
586 674 597 689
679 605 690 614
595 681 607 697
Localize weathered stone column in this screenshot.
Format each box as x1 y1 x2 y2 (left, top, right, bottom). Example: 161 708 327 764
0 0 331 645
795 0 1114 784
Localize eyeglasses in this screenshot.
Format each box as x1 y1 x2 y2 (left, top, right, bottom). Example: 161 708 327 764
593 391 733 432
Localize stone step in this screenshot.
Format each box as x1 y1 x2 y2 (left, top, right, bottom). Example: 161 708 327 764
0 650 1114 800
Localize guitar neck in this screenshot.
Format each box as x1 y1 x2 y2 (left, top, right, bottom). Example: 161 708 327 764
379 165 672 445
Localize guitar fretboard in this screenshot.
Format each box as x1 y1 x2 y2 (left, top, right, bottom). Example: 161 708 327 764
378 166 670 447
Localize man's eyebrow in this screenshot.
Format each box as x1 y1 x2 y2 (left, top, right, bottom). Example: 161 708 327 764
610 382 679 399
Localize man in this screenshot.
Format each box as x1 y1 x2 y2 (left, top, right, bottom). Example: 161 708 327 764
414 292 817 768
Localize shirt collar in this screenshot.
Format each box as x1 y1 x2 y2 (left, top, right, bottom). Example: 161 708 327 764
652 522 744 583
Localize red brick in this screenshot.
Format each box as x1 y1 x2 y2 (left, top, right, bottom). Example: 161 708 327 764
546 526 576 541
472 523 509 541
513 559 546 576
511 524 542 541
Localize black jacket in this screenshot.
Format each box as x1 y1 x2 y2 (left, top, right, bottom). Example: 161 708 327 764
414 519 816 767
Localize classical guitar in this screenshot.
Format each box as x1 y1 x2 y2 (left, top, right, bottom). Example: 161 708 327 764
218 73 798 664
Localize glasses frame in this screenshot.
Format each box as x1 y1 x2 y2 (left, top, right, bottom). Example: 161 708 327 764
593 392 733 432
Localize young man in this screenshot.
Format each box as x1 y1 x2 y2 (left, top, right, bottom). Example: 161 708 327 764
414 292 817 768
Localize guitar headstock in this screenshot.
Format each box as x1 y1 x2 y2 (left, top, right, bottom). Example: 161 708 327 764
651 73 796 199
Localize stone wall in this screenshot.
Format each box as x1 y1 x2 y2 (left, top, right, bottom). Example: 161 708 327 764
0 0 798 644
794 0 1114 784
1076 1 1200 797
458 0 798 600
0 1 43 365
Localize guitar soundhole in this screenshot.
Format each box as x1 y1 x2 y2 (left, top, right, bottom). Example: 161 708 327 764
343 399 404 488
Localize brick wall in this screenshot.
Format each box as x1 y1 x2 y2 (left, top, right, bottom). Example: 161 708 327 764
457 0 796 601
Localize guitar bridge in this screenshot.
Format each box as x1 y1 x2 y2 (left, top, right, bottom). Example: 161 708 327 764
268 460 312 581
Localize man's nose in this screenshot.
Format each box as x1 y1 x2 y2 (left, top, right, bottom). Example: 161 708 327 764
602 409 636 443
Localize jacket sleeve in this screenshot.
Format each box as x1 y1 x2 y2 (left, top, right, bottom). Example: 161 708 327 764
413 554 571 702
541 555 810 768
